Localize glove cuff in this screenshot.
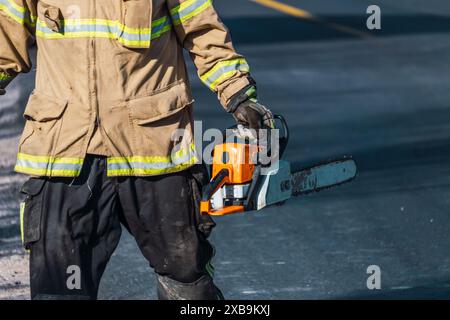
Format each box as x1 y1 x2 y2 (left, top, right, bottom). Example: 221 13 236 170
225 78 257 113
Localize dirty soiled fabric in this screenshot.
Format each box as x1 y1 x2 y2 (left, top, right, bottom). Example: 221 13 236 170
20 155 219 299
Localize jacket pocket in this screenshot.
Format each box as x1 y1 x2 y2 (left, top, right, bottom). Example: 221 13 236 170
128 81 194 125
119 0 153 48
20 178 46 250
125 81 195 161
23 91 68 122
18 91 68 157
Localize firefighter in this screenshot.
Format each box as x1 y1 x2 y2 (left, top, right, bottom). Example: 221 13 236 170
0 0 274 299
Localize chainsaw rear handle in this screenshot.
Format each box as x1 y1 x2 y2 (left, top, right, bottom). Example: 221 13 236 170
200 168 229 214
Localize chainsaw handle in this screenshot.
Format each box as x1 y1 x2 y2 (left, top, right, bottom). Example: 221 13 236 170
273 114 289 158
200 168 229 215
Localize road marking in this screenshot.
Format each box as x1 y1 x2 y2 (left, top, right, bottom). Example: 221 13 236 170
249 0 372 39
250 0 313 18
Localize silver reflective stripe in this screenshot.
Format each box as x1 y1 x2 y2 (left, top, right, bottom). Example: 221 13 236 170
107 151 196 171
170 0 212 25
16 158 83 171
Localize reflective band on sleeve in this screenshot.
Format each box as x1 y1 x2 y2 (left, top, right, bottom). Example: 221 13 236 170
200 58 250 90
35 16 172 46
107 144 198 176
151 16 172 39
206 262 215 278
245 86 257 99
169 0 212 25
0 0 36 26
14 153 84 177
0 72 13 81
0 72 15 87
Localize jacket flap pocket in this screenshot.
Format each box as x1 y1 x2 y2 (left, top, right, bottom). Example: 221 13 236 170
20 178 46 196
38 1 64 33
120 0 153 48
129 82 194 125
23 91 68 122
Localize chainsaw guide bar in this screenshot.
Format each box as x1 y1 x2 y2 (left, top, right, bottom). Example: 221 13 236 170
291 158 358 196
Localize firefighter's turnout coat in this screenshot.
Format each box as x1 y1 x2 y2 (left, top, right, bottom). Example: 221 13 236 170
0 0 252 176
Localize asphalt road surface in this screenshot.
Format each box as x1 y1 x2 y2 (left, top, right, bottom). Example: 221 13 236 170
1 0 450 300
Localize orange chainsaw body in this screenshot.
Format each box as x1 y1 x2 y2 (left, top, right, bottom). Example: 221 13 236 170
200 142 259 216
212 142 258 184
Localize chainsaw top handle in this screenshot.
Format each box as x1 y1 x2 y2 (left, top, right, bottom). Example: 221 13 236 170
274 114 289 159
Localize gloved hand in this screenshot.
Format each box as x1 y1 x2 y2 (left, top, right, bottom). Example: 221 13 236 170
232 100 274 130
226 82 274 130
0 88 6 95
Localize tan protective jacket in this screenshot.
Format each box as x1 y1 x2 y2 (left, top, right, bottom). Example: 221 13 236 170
0 0 252 177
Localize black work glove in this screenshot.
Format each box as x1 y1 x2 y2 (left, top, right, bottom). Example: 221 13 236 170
233 100 274 130
226 82 274 130
0 88 5 95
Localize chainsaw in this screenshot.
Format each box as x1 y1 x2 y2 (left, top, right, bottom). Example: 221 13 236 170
200 115 357 216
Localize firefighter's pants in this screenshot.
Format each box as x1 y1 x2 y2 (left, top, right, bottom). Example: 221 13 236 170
19 155 222 300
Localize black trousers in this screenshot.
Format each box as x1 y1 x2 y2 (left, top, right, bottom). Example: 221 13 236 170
20 155 221 300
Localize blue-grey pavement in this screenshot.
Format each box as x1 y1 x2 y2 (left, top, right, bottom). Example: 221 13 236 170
1 0 449 299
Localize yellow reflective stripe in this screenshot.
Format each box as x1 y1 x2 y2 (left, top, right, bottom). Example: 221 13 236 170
0 72 13 81
17 153 83 164
201 58 249 83
3 0 24 13
0 72 15 86
0 4 24 25
108 144 196 164
200 58 250 90
108 155 177 164
39 18 151 34
151 16 172 39
35 16 172 44
15 153 84 177
107 144 198 176
117 38 150 47
19 201 30 253
206 262 215 278
35 31 151 47
107 158 197 176
170 0 212 25
19 201 25 244
211 69 248 89
14 166 81 177
0 0 36 26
